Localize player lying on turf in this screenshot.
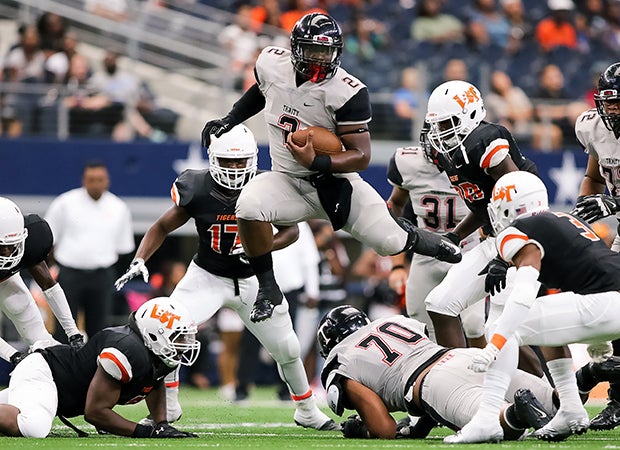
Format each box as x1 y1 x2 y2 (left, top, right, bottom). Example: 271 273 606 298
0 298 198 438
317 305 555 439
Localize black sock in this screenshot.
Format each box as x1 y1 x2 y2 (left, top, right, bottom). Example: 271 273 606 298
576 363 597 393
248 253 274 276
504 404 526 429
248 253 283 305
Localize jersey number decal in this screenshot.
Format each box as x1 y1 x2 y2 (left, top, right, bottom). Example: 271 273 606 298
454 181 484 203
421 196 458 230
207 224 241 254
554 212 599 242
278 114 301 144
356 322 425 366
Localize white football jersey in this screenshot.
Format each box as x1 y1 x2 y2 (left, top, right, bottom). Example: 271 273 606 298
575 109 620 210
255 46 371 176
323 315 445 413
387 147 469 233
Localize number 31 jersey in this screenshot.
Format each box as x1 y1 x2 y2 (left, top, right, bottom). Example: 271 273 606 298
255 46 371 176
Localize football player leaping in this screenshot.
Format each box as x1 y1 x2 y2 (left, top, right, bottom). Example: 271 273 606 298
0 197 84 365
115 124 339 431
200 12 461 325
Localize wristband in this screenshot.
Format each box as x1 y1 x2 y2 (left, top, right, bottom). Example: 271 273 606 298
309 155 332 174
132 423 154 438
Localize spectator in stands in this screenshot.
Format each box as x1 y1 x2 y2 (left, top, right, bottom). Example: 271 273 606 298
574 0 607 46
392 66 424 140
134 80 179 140
84 0 129 22
45 161 135 341
250 0 283 33
410 0 465 45
62 54 124 138
484 70 548 148
36 12 67 57
280 0 328 33
465 0 511 50
534 63 589 149
219 4 262 91
535 0 578 52
501 0 535 55
1 24 46 137
44 31 79 84
598 0 620 53
343 8 390 61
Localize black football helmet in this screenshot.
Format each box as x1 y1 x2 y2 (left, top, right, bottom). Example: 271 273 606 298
317 305 370 358
595 62 620 134
290 13 343 83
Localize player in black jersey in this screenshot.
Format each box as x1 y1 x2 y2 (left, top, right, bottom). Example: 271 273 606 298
0 197 83 365
115 125 339 431
0 297 199 438
422 80 540 349
446 171 620 443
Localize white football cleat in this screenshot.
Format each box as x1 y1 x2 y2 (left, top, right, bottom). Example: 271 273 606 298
443 418 503 444
533 407 589 442
293 395 341 431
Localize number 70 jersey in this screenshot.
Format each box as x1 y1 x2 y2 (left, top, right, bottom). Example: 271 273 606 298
321 315 447 413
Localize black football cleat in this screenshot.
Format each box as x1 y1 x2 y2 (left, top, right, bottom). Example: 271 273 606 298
250 296 275 322
513 388 552 430
590 399 620 431
591 356 620 381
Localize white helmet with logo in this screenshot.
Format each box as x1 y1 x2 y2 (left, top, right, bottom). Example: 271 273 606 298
487 171 549 234
208 124 258 190
0 197 28 271
425 80 486 155
134 297 201 367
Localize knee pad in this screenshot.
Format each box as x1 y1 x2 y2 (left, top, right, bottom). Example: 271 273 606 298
18 409 53 438
425 285 460 317
461 302 486 338
271 329 301 365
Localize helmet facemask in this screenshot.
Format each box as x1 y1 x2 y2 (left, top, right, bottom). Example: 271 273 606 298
134 298 201 368
487 172 549 235
0 198 27 271
208 124 258 190
290 13 343 83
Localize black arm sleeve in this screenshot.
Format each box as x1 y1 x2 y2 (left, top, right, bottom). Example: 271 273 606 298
228 83 266 125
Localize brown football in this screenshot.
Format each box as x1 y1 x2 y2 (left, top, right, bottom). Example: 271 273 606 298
291 126 343 156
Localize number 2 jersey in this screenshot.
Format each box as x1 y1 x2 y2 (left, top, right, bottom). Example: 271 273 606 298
431 121 538 235
0 214 52 282
38 324 174 418
171 169 253 279
254 46 371 177
321 315 448 414
496 211 620 294
575 108 620 220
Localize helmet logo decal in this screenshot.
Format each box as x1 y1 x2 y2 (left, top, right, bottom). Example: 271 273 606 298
150 304 181 329
453 86 480 110
493 184 516 202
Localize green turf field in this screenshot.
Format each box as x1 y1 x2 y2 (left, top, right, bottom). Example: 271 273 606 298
0 386 617 449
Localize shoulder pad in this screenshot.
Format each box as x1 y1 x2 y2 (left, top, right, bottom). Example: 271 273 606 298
325 372 346 416
479 137 510 170
496 226 536 262
98 347 133 383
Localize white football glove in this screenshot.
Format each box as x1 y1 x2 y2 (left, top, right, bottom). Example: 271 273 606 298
469 343 501 373
587 341 614 363
114 258 149 291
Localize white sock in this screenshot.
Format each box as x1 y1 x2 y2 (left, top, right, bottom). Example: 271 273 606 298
547 358 583 410
475 369 513 422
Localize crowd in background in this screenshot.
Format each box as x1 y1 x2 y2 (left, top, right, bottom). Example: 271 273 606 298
1 0 620 395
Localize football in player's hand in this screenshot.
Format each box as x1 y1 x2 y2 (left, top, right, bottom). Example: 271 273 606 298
291 126 343 156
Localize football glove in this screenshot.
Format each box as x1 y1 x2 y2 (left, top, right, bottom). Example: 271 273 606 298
571 194 620 223
69 333 85 350
132 422 198 438
115 258 149 291
201 115 234 148
10 351 26 367
469 343 501 373
341 415 370 439
587 341 614 363
478 255 509 296
399 218 462 264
